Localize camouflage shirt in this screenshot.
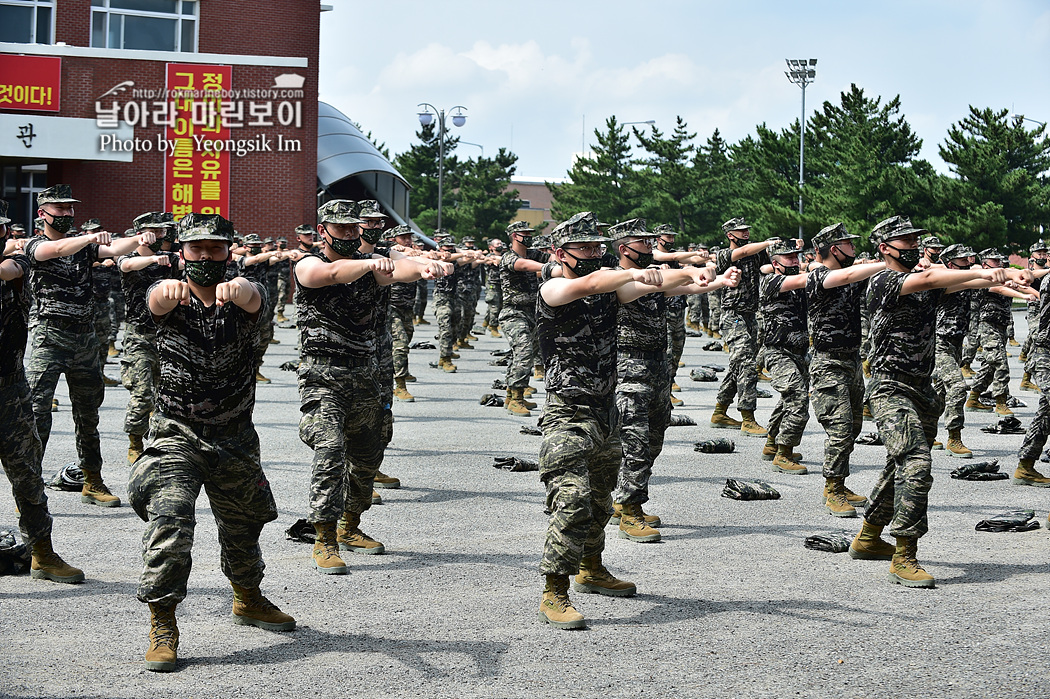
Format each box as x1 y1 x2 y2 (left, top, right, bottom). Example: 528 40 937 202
485 262 501 292
617 274 666 354
866 269 943 380
663 260 687 312
935 289 973 341
760 274 808 352
151 281 263 425
370 246 392 327
389 280 416 310
0 254 30 376
458 262 480 291
92 261 117 306
716 247 764 313
295 250 378 361
977 288 1012 327
434 260 459 294
118 252 181 329
1034 286 1050 349
537 284 618 405
500 249 549 308
1027 276 1043 319
806 266 862 352
25 236 100 324
238 255 268 284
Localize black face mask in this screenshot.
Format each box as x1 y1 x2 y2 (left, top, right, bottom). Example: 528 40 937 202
249 246 263 255
563 250 602 277
361 227 384 245
1032 258 1046 268
777 264 800 276
516 235 533 248
727 233 749 246
927 251 941 263
831 246 855 269
325 229 361 257
45 212 75 235
624 243 654 269
886 243 920 270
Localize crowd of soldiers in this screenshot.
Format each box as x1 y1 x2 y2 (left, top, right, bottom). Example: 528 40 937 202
2 185 1049 663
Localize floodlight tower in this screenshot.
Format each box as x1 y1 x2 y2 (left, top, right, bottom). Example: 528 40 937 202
785 58 817 238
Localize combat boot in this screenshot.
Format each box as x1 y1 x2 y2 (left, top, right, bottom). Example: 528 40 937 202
848 521 895 560
617 503 661 542
102 374 120 386
862 404 873 420
521 393 538 410
255 370 271 384
771 446 807 475
466 332 478 341
1020 373 1039 392
81 470 121 508
739 409 768 438
450 351 460 359
710 403 742 429
231 583 296 631
610 502 661 527
995 394 1014 416
671 381 681 392
128 433 144 465
459 339 475 350
1009 337 1020 347
417 316 431 325
533 366 545 380
404 373 417 383
862 359 871 378
107 341 119 357
965 391 994 412
413 316 421 325
959 363 975 378
888 536 935 588
712 330 722 340
574 555 636 597
276 311 288 323
372 489 383 504
336 511 385 555
452 339 461 351
757 366 772 382
821 479 867 507
393 377 415 402
761 434 777 461
505 387 531 416
1012 459 1050 487
1019 351 1028 362
539 574 585 629
823 478 857 518
438 356 457 373
145 603 178 672
670 392 684 407
490 325 502 338
30 537 84 583
373 470 401 489
946 429 972 459
311 522 348 574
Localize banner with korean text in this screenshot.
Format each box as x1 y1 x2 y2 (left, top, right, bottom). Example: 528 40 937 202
164 63 232 221
0 55 61 112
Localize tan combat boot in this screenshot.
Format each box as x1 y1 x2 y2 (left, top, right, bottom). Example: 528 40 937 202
128 433 144 465
862 404 873 420
1009 337 1020 347
995 395 1014 416
739 409 768 438
438 356 457 373
145 603 178 672
413 316 421 325
848 521 895 560
374 470 401 489
710 403 742 429
761 435 777 461
372 489 383 504
102 374 120 386
81 470 121 508
521 386 538 409
533 366 545 380
965 391 994 412
231 583 296 631
107 341 119 357
670 392 684 407
610 502 661 527
771 446 807 475
336 511 385 555
393 377 415 402
1013 459 1050 487
821 479 867 507
255 370 271 384
888 536 935 588
311 522 348 574
276 311 288 323
539 574 585 629
1020 373 1039 392
862 359 871 378
490 325 502 338
959 363 975 378
671 381 681 392
757 366 772 382
712 330 722 340
574 555 637 597
30 537 84 583
823 478 857 518
458 339 475 350
946 429 972 459
617 503 661 542
505 387 531 416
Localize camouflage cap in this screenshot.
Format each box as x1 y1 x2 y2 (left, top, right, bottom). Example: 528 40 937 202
295 224 314 236
263 237 275 244
0 199 9 225
33 217 44 231
813 222 859 249
80 218 101 231
652 223 678 237
856 252 872 262
10 223 24 232
721 217 750 233
317 199 363 225
768 239 802 258
388 224 413 238
357 200 388 219
37 184 79 206
506 221 535 235
870 215 927 246
462 236 476 243
133 211 176 231
550 211 609 249
1030 239 1048 254
696 242 710 250
978 247 1006 261
607 218 656 243
178 213 235 244
920 235 944 250
940 243 975 262
529 235 551 250
243 233 264 245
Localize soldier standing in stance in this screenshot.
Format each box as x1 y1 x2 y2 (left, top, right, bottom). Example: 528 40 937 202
1013 251 1050 489
83 219 119 383
500 221 548 416
1018 240 1047 393
26 185 155 508
389 225 421 401
0 199 83 585
849 215 1029 589
273 237 292 323
483 237 504 336
432 233 465 373
129 213 294 673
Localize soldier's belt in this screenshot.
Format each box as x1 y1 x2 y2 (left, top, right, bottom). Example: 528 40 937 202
39 317 93 333
302 354 375 369
619 348 665 361
812 347 860 359
156 411 253 440
870 370 928 384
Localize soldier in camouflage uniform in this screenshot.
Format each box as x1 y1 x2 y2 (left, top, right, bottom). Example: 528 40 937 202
652 224 690 405
960 282 982 377
129 212 294 672
26 185 155 508
84 219 120 384
850 215 1025 589
432 233 463 372
107 229 127 358
238 233 281 382
1013 255 1050 488
273 238 292 323
483 238 504 336
711 217 778 437
454 236 483 346
807 223 885 518
0 199 83 585
1018 240 1047 392
389 225 420 401
413 237 431 326
500 221 549 415
932 244 978 458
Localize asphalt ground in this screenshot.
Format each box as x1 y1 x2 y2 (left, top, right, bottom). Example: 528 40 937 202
1 306 1048 699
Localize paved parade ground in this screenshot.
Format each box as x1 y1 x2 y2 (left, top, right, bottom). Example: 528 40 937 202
1 309 1048 699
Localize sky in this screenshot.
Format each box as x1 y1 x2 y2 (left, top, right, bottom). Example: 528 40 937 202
318 0 1050 181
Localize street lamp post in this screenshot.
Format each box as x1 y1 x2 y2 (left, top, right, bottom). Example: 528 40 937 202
458 141 484 158
785 58 817 238
622 120 656 127
417 103 468 231
1013 114 1047 129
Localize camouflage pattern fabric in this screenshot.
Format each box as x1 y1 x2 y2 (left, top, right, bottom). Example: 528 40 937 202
24 237 100 324
108 280 125 344
810 351 864 479
666 305 686 379
500 306 537 389
129 414 277 606
120 325 160 436
761 274 808 353
686 292 707 328
298 358 384 522
92 261 115 362
978 288 1012 327
413 278 428 318
389 304 415 379
962 292 982 365
273 257 291 315
537 288 618 403
613 356 670 505
715 310 759 411
433 289 460 358
0 378 52 545
763 346 810 448
709 287 722 334
806 266 862 351
485 264 503 327
933 336 968 432
377 325 394 407
716 248 764 313
1017 347 1050 461
866 270 942 380
295 250 376 360
970 321 1010 397
499 248 548 309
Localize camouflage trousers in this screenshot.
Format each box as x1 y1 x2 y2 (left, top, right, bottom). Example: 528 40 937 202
539 391 619 576
666 308 686 381
764 346 810 448
613 355 670 506
0 373 52 545
860 301 871 363
275 275 290 316
390 305 415 379
120 325 160 437
709 289 722 334
687 293 709 328
455 290 477 340
864 375 942 539
377 325 394 408
413 279 428 318
499 305 537 389
254 318 274 371
1022 312 1037 376
1018 345 1050 462
810 350 864 479
299 357 384 522
485 287 502 328
94 301 111 367
129 413 277 606
433 290 460 358
971 321 1010 398
932 335 968 433
108 288 124 344
715 310 758 411
26 320 105 473
962 313 980 365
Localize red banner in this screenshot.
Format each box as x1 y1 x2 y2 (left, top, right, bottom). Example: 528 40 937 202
0 55 60 112
164 63 232 221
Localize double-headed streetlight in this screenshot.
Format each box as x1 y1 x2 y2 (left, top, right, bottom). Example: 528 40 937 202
785 58 817 238
417 103 467 231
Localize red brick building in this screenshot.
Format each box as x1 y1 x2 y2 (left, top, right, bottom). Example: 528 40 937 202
1 0 321 239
